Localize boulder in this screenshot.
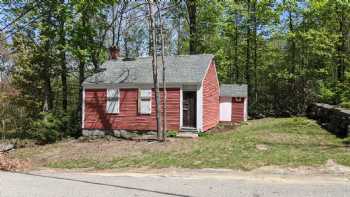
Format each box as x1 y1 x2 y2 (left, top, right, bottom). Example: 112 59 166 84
0 144 14 153
256 144 269 151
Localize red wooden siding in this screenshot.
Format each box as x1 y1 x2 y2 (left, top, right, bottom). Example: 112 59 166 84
84 88 180 131
232 97 245 123
202 62 220 131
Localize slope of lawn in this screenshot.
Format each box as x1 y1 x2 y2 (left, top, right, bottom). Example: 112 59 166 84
15 117 350 170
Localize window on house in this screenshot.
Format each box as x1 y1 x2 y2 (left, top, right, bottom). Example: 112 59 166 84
106 88 120 113
139 89 152 114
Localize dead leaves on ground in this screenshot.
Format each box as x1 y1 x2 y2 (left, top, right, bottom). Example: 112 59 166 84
0 153 31 171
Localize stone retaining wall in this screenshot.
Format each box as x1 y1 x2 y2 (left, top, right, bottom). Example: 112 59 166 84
307 103 350 137
82 129 157 140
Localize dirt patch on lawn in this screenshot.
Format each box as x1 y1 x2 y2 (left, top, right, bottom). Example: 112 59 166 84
11 138 195 168
252 159 350 176
207 123 238 133
11 123 238 169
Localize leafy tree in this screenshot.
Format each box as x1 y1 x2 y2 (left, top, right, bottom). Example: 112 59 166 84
1 0 350 142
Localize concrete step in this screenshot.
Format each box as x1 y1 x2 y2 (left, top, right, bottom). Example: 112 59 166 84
177 132 198 139
180 127 198 132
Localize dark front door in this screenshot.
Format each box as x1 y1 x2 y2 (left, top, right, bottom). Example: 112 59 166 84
183 91 196 128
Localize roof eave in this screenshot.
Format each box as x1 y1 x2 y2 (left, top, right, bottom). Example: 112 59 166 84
82 82 201 88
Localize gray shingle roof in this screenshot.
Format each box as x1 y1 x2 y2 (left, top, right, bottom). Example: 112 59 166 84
83 54 214 86
220 84 248 97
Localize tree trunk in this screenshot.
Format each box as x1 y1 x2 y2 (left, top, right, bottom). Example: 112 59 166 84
148 26 152 56
245 0 252 98
186 0 197 54
61 52 67 112
157 4 167 141
78 60 85 131
288 5 296 73
2 119 5 141
252 0 258 105
177 17 182 55
233 12 239 82
112 4 116 45
124 36 129 58
43 71 53 112
43 11 53 112
148 0 162 140
59 0 67 112
78 12 88 132
337 12 346 82
116 0 128 48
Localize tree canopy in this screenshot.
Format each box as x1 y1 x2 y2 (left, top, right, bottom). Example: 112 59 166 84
0 0 349 141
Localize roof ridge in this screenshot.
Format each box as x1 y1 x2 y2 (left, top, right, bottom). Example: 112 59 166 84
84 54 214 86
127 53 214 58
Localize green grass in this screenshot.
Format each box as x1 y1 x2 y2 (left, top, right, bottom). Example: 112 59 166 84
46 117 350 170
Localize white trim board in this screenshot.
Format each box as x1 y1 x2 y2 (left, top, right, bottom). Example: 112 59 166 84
82 86 85 129
196 85 203 131
179 88 183 128
244 98 248 121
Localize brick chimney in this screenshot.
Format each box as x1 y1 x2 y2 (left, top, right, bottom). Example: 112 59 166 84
109 45 120 60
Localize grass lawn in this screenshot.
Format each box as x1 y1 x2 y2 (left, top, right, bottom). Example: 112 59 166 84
13 117 350 170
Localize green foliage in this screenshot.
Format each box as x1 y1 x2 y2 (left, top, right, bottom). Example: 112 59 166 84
30 112 67 143
318 74 350 105
340 102 350 109
2 0 350 143
339 73 350 104
166 131 177 138
30 113 60 143
198 132 210 137
318 82 337 104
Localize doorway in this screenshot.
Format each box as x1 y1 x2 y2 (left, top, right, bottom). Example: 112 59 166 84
183 91 197 128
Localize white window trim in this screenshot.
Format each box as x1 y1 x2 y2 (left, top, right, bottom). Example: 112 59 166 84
106 88 120 114
138 89 152 115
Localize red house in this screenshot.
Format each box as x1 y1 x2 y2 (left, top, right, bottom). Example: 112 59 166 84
82 53 247 136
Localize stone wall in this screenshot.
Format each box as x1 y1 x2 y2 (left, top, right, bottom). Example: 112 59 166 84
307 103 350 137
82 129 158 140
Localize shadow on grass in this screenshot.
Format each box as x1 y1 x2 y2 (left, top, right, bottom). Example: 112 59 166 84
342 138 350 146
319 124 349 139
261 141 350 150
11 171 193 197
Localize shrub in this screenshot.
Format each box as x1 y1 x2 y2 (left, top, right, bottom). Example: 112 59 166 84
340 102 350 109
318 80 350 106
64 110 81 137
198 132 209 137
166 131 177 138
318 82 336 104
30 112 63 144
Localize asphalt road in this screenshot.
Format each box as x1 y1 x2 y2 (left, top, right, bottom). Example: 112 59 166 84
0 170 349 197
